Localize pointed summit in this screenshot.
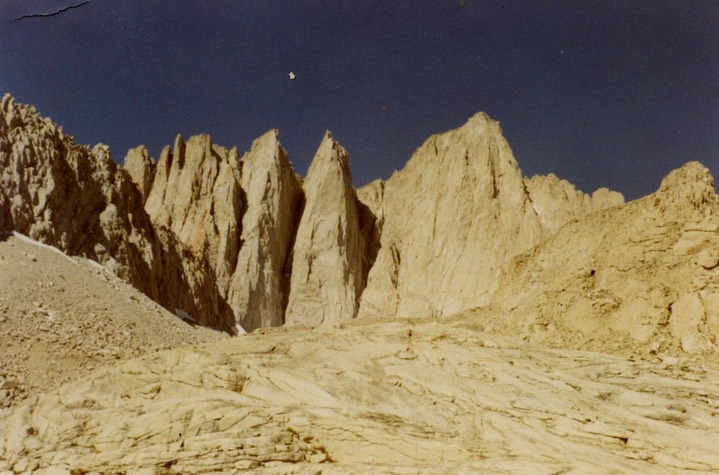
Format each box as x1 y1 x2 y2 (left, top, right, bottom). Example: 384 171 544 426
228 129 304 331
285 132 366 326
304 130 354 182
123 145 155 200
358 111 544 318
463 111 498 131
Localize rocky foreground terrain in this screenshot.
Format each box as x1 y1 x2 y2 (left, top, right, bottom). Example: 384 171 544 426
0 231 226 409
1 94 719 473
2 316 719 474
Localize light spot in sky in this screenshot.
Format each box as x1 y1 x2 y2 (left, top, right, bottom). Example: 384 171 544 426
2 3 715 200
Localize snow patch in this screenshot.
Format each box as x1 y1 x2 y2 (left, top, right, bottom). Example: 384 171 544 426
530 202 548 227
530 201 541 217
235 324 247 335
12 232 77 264
86 259 107 270
175 308 197 323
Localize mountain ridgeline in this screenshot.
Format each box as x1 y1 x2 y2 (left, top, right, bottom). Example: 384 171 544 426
13 92 717 350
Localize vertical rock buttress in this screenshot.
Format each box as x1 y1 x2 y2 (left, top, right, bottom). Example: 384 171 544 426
285 132 368 326
228 130 304 331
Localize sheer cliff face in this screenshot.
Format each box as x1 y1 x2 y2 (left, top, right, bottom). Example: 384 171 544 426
228 130 303 331
143 134 244 298
356 113 621 319
285 132 367 326
0 94 234 331
136 129 304 332
2 93 631 333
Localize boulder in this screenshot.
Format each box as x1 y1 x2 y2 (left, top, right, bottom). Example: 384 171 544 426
670 293 712 353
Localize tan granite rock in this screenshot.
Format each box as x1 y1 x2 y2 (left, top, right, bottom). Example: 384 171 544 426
0 94 233 332
122 145 155 200
227 130 304 331
359 113 548 319
144 134 244 302
493 162 719 356
3 94 719 474
525 173 624 234
285 132 366 326
2 318 719 474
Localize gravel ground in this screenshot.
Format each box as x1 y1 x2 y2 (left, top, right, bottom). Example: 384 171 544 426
0 232 227 408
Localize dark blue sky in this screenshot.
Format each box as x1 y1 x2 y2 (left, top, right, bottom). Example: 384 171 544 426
2 1 717 199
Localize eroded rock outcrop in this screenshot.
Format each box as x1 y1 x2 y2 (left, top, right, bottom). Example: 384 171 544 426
227 130 304 331
494 162 719 355
285 132 367 326
358 114 560 318
123 145 155 200
0 94 233 332
143 134 244 303
0 94 156 293
525 173 624 235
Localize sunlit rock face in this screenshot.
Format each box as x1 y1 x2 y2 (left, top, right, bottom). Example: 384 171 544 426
227 130 304 331
123 145 155 200
0 94 627 331
285 131 368 326
524 172 623 234
4 93 719 475
357 113 623 319
495 161 719 354
0 93 233 332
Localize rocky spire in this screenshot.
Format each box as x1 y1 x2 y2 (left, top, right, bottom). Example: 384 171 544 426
143 134 244 298
358 113 547 318
285 131 367 326
122 145 155 201
227 130 304 331
0 93 633 334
